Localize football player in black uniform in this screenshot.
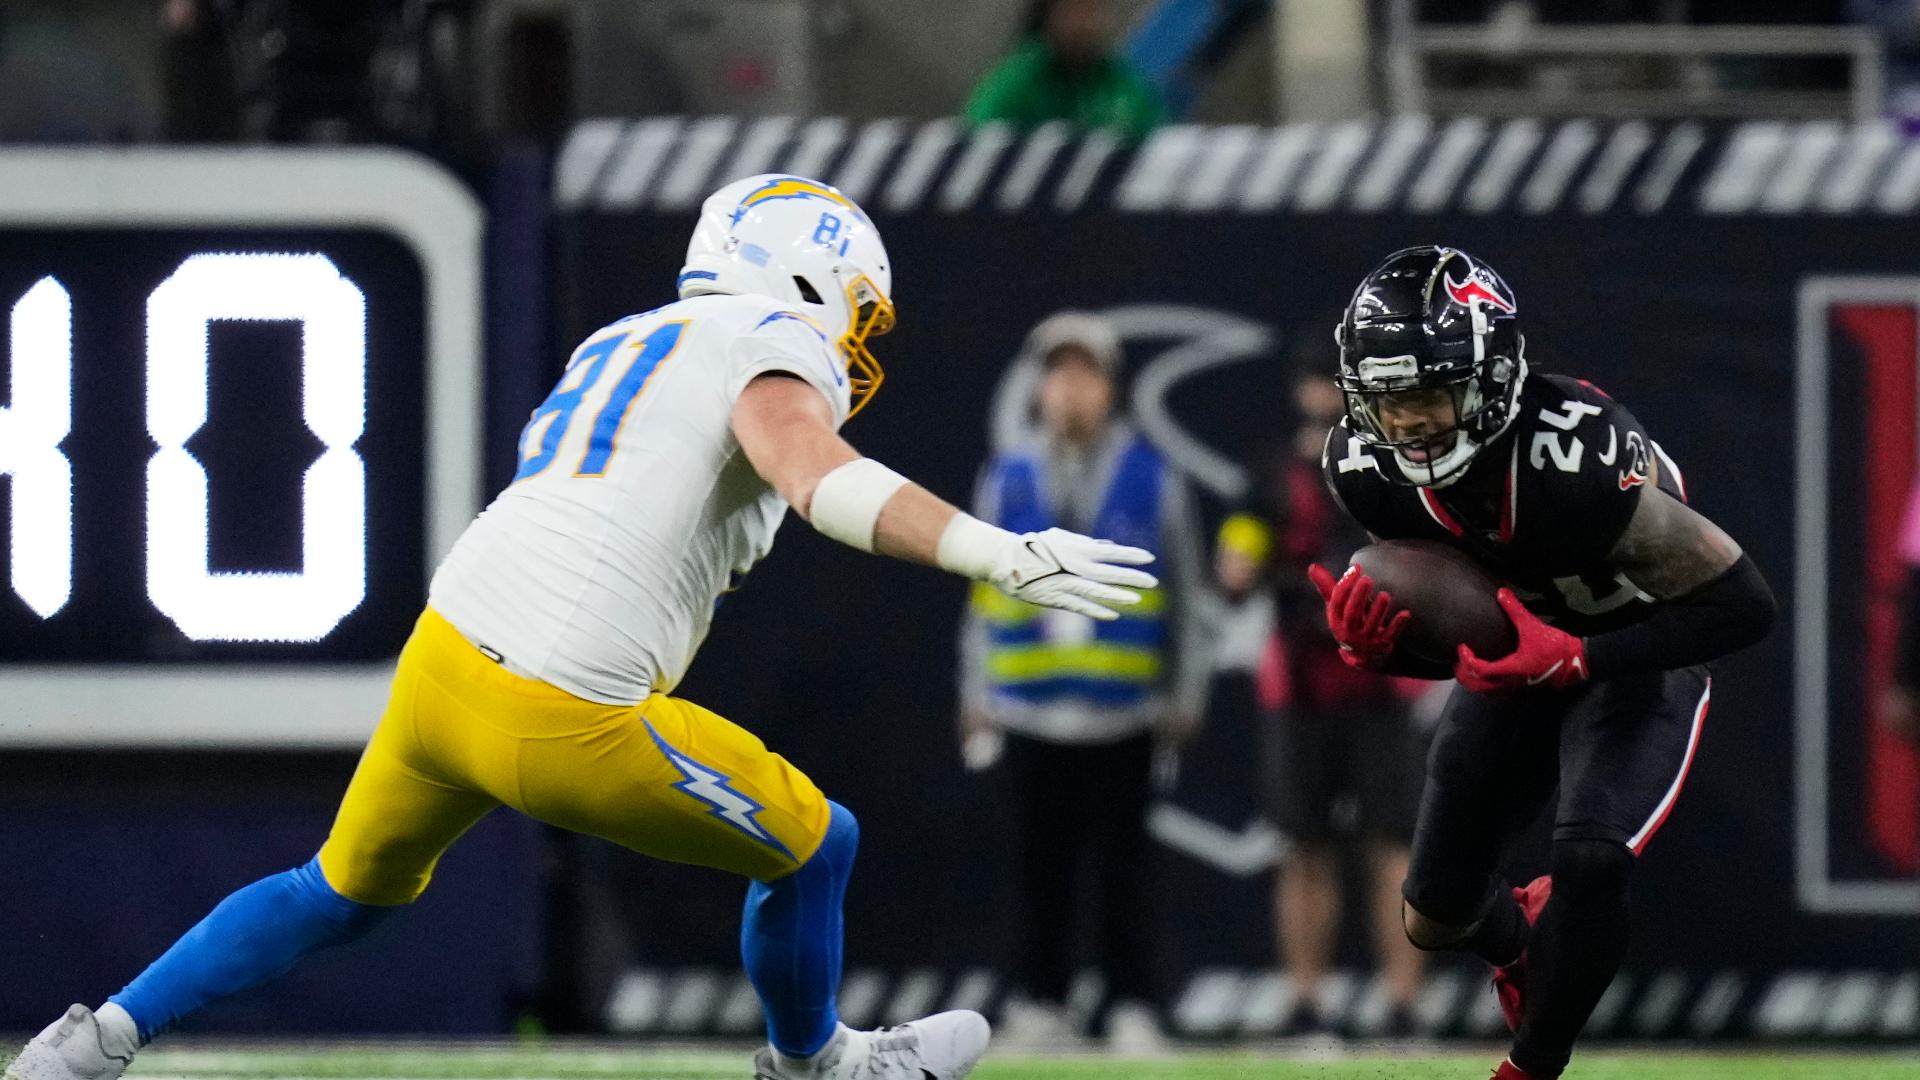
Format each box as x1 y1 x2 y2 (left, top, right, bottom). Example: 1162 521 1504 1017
1309 247 1775 1080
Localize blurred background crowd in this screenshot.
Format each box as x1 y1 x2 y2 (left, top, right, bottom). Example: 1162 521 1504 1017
6 0 1920 152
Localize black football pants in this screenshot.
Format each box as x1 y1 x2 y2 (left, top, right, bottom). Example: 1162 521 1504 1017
1402 666 1711 1076
1001 730 1158 1009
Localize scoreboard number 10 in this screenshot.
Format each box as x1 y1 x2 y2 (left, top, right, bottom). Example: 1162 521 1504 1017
3 252 370 643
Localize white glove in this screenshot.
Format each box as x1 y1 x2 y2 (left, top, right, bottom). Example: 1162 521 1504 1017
987 526 1158 621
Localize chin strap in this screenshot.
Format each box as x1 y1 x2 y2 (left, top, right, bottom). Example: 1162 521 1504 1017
1396 437 1480 488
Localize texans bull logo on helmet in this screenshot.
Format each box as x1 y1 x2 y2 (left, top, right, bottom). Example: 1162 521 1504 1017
1444 266 1518 315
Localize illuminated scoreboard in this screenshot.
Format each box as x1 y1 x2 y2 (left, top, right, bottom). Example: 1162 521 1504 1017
0 150 481 746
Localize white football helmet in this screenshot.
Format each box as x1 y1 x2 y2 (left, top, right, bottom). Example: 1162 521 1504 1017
680 174 896 416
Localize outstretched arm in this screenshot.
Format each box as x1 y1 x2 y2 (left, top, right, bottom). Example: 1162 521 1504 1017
731 373 1157 619
731 372 953 565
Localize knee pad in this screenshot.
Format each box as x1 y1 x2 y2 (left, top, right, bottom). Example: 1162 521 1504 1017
1549 838 1634 904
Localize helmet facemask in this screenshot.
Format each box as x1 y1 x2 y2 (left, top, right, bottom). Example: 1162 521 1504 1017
1342 369 1499 487
839 273 894 418
1336 313 1526 488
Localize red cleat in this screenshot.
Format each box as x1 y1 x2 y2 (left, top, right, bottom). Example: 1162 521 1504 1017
1491 874 1554 1033
1492 1058 1553 1080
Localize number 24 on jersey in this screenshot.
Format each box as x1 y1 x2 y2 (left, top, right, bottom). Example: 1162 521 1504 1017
515 321 689 482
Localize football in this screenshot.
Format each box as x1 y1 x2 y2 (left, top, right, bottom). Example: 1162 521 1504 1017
1349 539 1518 663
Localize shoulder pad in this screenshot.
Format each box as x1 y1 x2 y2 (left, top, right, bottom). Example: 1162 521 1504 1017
1322 423 1399 533
1515 375 1653 562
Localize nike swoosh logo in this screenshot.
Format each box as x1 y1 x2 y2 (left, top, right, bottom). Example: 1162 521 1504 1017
1014 541 1067 586
1526 660 1564 686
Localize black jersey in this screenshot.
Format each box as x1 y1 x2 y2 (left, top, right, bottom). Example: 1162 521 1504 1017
1321 373 1685 636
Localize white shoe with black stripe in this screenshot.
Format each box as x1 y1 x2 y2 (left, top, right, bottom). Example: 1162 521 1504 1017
751 1012 990 1080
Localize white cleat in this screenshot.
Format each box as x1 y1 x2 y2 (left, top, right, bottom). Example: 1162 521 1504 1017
4 1005 133 1080
752 1011 990 1080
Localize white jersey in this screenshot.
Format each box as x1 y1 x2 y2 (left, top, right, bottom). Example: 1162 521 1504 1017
430 293 853 704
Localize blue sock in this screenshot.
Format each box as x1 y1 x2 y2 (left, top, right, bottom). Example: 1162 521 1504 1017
109 855 394 1042
740 800 858 1057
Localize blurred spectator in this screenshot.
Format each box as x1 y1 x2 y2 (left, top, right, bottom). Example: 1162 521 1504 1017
1207 515 1278 767
1243 368 1426 1037
964 0 1160 142
959 311 1204 1053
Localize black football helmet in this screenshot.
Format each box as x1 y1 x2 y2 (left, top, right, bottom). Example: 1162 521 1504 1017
1334 246 1527 487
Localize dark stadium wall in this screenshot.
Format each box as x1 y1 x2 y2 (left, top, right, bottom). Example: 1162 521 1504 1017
0 751 545 1035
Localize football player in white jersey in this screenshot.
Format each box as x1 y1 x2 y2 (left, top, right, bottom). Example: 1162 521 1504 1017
6 174 1155 1080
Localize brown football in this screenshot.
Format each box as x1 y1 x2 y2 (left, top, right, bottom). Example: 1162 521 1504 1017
1348 539 1518 663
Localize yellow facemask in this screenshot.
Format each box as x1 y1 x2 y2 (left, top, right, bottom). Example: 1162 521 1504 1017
839 274 895 419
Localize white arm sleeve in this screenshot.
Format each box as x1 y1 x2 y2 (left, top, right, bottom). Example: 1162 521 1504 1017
811 458 1020 572
935 513 1014 580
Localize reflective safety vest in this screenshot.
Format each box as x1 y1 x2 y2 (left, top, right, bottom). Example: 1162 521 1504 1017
974 435 1167 709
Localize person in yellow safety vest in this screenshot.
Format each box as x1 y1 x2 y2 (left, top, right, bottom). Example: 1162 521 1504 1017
957 310 1207 1056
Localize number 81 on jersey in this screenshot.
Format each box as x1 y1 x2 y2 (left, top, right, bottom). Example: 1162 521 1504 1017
515 321 689 481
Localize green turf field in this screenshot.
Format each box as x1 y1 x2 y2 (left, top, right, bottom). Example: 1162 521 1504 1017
17 1044 1911 1080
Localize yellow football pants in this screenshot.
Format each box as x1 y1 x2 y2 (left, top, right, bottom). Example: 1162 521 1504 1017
316 608 830 906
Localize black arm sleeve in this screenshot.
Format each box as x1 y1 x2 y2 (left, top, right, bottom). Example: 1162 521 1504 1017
1583 554 1776 678
1898 566 1920 691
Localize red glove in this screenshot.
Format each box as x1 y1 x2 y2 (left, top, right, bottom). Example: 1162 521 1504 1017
1307 563 1410 671
1454 588 1589 692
